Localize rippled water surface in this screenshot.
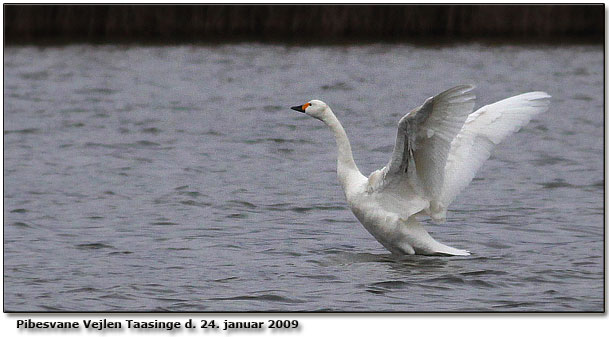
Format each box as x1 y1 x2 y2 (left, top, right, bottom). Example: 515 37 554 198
4 44 603 311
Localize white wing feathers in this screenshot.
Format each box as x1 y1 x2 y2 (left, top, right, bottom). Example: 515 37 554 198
413 85 476 200
368 85 476 218
370 87 550 223
433 91 551 222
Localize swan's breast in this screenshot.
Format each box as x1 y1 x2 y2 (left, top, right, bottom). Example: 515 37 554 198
349 193 401 239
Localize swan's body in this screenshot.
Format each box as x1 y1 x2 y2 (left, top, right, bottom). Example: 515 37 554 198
291 86 550 256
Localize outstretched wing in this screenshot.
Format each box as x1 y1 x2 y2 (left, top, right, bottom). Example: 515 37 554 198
434 91 551 220
380 85 476 191
368 85 476 217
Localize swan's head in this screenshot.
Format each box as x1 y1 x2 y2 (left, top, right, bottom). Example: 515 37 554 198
290 100 328 120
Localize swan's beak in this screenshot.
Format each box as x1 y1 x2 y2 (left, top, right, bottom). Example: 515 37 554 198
290 105 305 113
291 103 310 113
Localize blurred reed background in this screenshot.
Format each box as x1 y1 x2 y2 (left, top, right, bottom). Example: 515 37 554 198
4 4 604 44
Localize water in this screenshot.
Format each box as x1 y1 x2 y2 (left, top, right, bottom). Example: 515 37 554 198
3 43 603 312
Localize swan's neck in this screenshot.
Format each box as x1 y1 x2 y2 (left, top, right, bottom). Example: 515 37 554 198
321 108 364 190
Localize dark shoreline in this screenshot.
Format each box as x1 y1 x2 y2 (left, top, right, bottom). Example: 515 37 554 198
4 4 604 45
4 36 603 47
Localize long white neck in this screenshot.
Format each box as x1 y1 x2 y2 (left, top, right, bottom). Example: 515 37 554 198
320 107 364 191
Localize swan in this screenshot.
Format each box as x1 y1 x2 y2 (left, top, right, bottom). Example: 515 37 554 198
290 85 550 256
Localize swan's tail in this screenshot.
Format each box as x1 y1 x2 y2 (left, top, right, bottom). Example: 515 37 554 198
401 217 470 256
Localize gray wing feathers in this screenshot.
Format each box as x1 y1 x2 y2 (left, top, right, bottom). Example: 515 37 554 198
385 96 434 175
381 85 476 199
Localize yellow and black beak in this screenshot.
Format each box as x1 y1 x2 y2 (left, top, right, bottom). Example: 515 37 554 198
291 102 310 113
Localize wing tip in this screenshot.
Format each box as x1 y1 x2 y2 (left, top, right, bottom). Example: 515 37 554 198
440 84 477 103
533 92 552 100
452 84 476 95
455 84 476 91
519 91 551 99
522 91 552 110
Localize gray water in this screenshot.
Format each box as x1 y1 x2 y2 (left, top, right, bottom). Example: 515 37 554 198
4 43 603 312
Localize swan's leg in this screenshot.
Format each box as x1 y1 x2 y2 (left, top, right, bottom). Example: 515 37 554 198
399 217 470 256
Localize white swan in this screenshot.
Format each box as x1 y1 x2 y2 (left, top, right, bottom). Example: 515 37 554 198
291 85 550 256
